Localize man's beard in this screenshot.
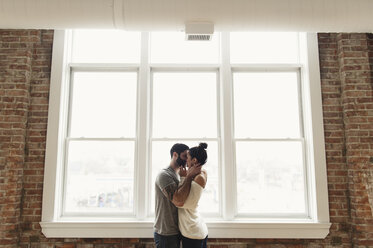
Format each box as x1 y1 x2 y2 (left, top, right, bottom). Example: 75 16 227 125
176 156 186 167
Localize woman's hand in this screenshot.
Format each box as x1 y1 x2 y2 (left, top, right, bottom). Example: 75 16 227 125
186 163 201 180
179 166 187 177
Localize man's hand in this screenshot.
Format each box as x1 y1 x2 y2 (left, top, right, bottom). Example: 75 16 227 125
172 164 202 207
179 166 187 177
186 164 202 180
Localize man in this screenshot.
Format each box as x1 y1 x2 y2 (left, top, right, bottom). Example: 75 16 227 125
154 143 202 248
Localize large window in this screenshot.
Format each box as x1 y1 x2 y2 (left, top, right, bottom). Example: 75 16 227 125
233 72 305 216
150 72 220 215
41 30 330 238
65 71 137 215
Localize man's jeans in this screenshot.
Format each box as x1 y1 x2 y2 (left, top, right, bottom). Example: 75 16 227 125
154 232 181 248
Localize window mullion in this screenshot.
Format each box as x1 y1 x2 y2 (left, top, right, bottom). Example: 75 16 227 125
60 33 73 219
61 136 71 218
150 138 219 142
301 33 329 222
135 32 150 219
234 138 305 142
220 32 236 220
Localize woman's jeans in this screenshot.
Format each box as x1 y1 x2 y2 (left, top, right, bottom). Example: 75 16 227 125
154 232 181 248
181 234 208 248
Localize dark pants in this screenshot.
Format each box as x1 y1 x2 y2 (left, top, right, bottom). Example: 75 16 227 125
181 234 208 248
154 232 181 248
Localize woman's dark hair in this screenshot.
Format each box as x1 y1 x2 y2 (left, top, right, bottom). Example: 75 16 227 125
189 143 208 166
170 143 189 158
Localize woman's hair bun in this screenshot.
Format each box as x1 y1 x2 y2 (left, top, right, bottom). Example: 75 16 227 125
199 142 208 149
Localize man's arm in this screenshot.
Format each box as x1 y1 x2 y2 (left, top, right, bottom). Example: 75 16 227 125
161 165 202 207
169 176 194 207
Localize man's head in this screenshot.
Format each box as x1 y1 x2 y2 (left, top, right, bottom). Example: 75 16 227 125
170 143 189 167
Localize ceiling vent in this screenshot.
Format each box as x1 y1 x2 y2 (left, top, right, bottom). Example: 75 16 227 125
185 22 214 41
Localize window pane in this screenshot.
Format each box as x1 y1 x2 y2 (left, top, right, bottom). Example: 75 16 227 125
150 32 220 63
152 72 217 138
236 141 306 214
70 72 137 138
230 32 299 64
72 30 141 63
65 141 135 213
151 141 219 214
233 72 301 138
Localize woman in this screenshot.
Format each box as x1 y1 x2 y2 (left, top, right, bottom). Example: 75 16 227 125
178 143 208 248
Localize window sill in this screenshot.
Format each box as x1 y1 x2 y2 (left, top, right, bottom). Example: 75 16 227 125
40 221 331 239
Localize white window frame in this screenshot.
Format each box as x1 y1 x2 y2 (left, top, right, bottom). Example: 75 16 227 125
63 67 139 218
231 68 306 218
149 67 221 218
41 30 330 238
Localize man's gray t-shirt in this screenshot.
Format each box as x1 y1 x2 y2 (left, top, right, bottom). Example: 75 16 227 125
154 166 180 235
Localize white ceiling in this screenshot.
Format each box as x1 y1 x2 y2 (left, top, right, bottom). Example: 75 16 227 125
1 0 373 31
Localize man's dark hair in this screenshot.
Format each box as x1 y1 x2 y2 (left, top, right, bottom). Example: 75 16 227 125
189 143 208 166
170 143 189 158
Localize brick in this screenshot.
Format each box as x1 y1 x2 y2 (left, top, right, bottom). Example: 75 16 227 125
55 244 75 248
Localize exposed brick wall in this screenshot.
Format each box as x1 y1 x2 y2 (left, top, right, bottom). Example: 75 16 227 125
318 33 351 247
336 33 373 247
1 30 34 247
1 30 372 248
366 34 373 217
21 30 53 245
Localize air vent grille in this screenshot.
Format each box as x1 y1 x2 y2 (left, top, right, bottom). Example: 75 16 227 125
185 22 214 41
186 34 212 41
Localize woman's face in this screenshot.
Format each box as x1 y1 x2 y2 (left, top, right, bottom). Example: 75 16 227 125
186 151 193 168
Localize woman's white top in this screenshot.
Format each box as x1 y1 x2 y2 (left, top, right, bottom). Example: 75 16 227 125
178 177 208 240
